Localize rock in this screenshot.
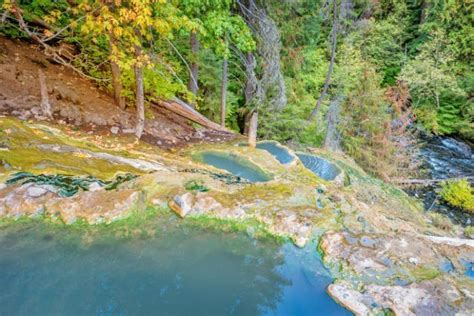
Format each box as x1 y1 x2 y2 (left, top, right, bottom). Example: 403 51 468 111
38 143 169 172
110 126 120 134
365 283 438 316
87 115 107 126
420 234 474 248
59 104 82 124
0 183 55 218
409 257 419 265
123 128 136 134
61 210 77 224
293 236 308 248
193 130 205 138
329 281 450 316
169 193 194 218
46 189 141 224
328 282 371 316
360 236 377 248
152 198 166 207
0 183 6 191
192 193 221 215
26 185 48 198
88 182 103 192
30 106 41 116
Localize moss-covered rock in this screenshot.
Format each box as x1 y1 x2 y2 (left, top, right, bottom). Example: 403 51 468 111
1 117 473 314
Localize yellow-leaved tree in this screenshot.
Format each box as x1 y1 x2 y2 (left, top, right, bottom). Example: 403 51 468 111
80 0 194 138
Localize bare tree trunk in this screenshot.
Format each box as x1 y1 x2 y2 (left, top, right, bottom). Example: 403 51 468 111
220 57 228 127
243 110 251 135
134 64 145 139
248 110 258 148
187 30 199 107
238 0 286 110
242 52 262 136
109 37 126 110
420 0 429 24
324 97 343 151
38 69 52 119
243 53 254 136
308 0 338 121
111 60 125 109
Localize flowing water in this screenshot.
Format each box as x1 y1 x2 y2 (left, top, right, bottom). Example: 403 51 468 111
200 152 272 183
0 217 349 316
296 153 342 181
412 135 474 225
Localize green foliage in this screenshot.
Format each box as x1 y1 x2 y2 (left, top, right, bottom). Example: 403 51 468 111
184 180 209 192
428 212 453 231
1 0 472 178
440 179 474 213
464 226 474 239
355 1 412 85
338 62 397 179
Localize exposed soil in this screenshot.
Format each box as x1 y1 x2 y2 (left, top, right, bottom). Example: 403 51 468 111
0 36 235 148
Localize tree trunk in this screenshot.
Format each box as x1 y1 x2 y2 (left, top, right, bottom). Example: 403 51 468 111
220 57 228 127
111 60 125 109
248 110 258 148
187 30 199 107
308 0 338 121
420 0 429 24
109 37 126 110
238 0 286 110
243 110 252 135
38 69 52 119
155 98 227 131
323 97 342 151
134 65 145 139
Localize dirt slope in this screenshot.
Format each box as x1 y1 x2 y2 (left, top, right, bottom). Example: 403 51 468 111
0 37 234 147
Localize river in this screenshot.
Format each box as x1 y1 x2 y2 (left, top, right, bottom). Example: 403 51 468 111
411 135 474 225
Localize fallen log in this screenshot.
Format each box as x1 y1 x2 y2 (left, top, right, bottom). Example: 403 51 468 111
153 98 230 132
394 176 474 186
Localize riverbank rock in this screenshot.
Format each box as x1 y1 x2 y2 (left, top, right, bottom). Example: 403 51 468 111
169 192 194 218
168 192 223 218
329 277 473 315
0 183 55 218
322 229 474 314
0 183 142 224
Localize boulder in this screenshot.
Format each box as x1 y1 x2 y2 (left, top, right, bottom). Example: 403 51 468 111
26 185 48 198
169 192 194 218
110 126 120 134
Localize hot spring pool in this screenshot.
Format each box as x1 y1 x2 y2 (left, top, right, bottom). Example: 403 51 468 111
256 141 295 165
199 151 272 183
296 153 342 181
0 217 349 315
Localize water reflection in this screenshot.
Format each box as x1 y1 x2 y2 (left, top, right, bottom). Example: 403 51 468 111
0 218 349 315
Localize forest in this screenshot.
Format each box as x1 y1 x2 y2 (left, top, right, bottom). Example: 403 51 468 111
1 1 474 314
1 0 472 180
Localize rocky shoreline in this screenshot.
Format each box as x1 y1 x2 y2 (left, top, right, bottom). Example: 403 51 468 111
1 117 473 315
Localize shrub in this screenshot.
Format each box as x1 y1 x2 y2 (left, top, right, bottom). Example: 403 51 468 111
440 179 474 213
429 212 453 231
464 226 474 239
